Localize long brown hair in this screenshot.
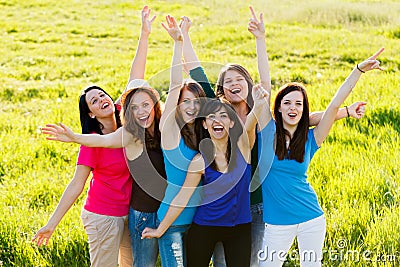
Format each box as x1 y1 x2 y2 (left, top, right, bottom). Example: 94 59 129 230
121 88 162 150
273 82 309 163
216 64 254 113
176 80 206 151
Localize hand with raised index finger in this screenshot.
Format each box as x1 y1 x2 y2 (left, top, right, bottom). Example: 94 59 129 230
162 15 183 41
248 6 265 39
141 5 156 36
357 47 385 73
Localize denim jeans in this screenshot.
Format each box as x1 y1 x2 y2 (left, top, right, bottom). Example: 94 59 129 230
259 215 326 267
128 207 159 267
212 203 264 267
158 223 190 267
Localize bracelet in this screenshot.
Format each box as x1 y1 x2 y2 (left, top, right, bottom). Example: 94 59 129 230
357 64 365 73
345 106 350 117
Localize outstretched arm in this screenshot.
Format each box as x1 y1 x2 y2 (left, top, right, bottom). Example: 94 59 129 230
248 6 272 99
41 123 125 148
159 15 184 149
141 154 204 239
116 6 155 104
309 101 367 126
32 165 90 246
314 48 384 146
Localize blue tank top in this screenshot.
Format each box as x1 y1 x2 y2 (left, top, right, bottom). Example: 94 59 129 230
193 148 252 226
157 138 199 225
261 126 324 225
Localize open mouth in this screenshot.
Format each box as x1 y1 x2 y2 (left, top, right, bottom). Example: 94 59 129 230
102 102 110 109
231 88 241 94
138 115 150 123
288 113 297 118
213 125 224 133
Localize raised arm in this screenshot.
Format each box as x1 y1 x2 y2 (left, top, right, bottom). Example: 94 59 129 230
32 165 91 246
129 6 155 81
248 6 272 98
116 6 155 104
141 154 204 239
309 101 367 126
180 16 215 98
314 48 384 146
159 15 184 149
41 123 125 148
240 84 270 159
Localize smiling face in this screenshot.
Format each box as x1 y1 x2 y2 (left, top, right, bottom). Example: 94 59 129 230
222 70 249 105
85 89 115 119
178 88 201 124
129 91 155 130
279 90 304 128
203 106 235 140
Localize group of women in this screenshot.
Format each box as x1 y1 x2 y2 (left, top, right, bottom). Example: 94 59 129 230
32 5 384 267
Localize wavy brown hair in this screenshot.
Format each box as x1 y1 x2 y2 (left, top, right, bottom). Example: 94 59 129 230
273 82 310 163
216 64 254 113
176 80 206 151
121 88 162 150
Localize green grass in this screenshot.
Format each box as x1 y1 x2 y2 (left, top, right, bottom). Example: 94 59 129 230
1 0 399 266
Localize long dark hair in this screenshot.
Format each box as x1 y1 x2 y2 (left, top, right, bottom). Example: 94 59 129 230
198 98 243 172
216 64 254 113
79 85 121 134
176 80 207 151
273 82 309 163
120 88 162 150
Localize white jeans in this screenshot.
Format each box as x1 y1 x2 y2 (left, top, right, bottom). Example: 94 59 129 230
258 215 326 267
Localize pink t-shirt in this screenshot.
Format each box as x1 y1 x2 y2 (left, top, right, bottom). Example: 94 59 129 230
77 144 132 217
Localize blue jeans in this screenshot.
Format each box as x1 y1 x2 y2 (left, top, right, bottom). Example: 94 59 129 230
212 203 264 267
158 223 190 267
128 208 158 267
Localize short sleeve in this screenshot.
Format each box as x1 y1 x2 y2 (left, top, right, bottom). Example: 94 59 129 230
77 145 97 169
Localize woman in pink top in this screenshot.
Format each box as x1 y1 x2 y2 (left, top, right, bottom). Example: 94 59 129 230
32 6 155 267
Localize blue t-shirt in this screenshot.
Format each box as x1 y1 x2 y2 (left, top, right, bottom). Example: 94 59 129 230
261 123 324 225
157 138 199 226
193 149 252 226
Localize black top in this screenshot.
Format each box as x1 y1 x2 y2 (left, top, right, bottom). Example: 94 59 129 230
128 147 167 212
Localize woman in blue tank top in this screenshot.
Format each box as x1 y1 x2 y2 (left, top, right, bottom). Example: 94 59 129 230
142 80 270 267
257 48 384 267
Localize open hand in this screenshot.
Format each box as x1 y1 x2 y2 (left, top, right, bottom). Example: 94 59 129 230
32 225 55 246
162 15 183 41
141 5 156 36
41 123 76 143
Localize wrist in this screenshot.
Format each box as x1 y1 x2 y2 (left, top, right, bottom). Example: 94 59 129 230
356 64 365 73
344 106 350 117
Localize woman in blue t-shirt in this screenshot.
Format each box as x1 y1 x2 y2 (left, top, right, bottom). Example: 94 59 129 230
257 48 384 267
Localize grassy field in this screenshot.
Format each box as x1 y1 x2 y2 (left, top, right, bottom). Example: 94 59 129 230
1 0 399 266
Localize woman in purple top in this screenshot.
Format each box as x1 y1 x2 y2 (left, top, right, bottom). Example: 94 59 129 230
142 81 269 266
